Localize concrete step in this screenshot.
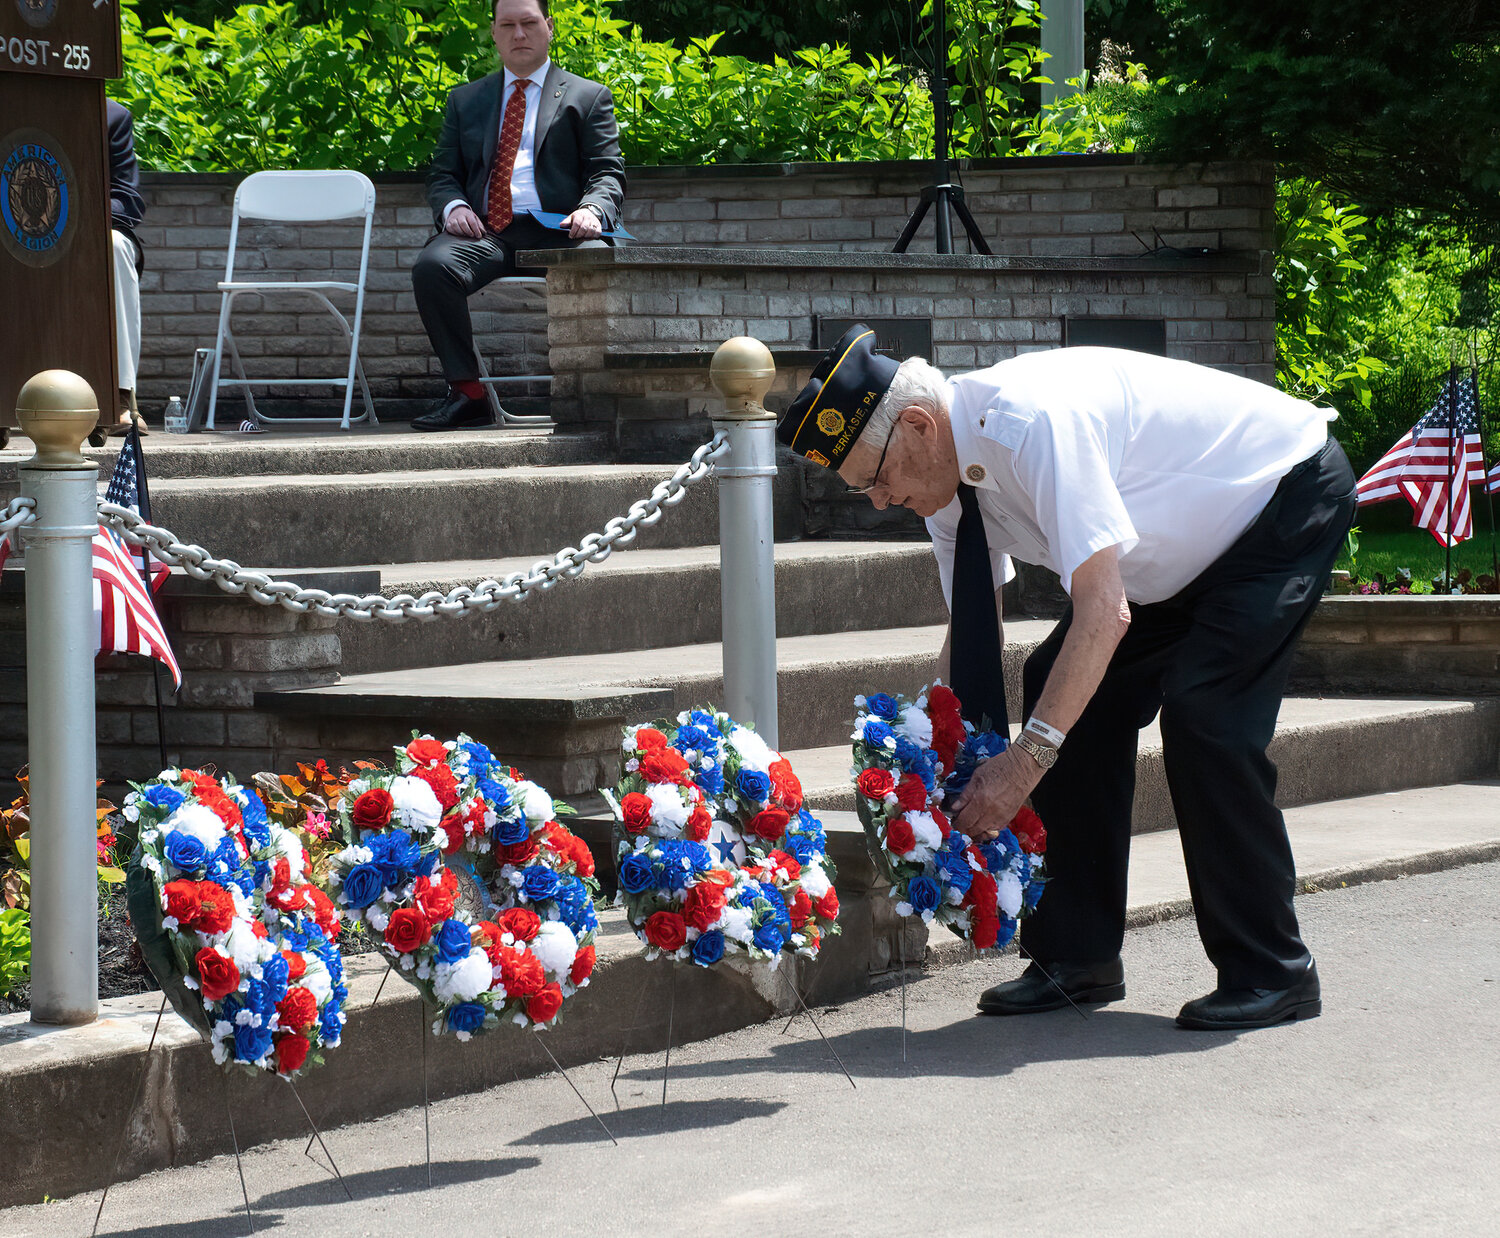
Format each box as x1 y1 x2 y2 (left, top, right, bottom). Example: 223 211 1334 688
0 426 610 485
334 540 946 674
787 696 1500 833
139 460 805 568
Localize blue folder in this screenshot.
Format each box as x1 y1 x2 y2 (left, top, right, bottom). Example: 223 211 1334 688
528 209 635 240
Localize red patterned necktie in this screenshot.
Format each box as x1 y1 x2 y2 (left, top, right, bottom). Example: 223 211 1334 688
485 77 531 234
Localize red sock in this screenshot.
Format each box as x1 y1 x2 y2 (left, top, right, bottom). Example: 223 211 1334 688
453 380 484 401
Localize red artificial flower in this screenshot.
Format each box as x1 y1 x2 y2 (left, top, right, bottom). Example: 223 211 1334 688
893 776 928 812
767 849 801 881
768 759 803 812
282 949 307 981
885 818 916 855
414 875 457 925
749 807 790 843
162 879 200 926
964 870 997 911
686 803 712 842
701 869 735 890
498 907 542 943
276 986 318 1032
570 944 596 985
640 749 690 784
498 836 540 866
971 911 1000 950
928 683 962 723
250 919 269 939
815 889 839 922
620 792 654 835
305 886 341 939
405 738 448 767
413 764 459 811
527 983 564 1024
856 768 895 800
188 883 236 936
788 888 813 929
931 807 952 839
634 727 669 751
643 911 687 953
384 907 431 955
682 882 727 934
438 814 466 855
351 789 394 831
565 833 596 878
1012 806 1047 855
473 921 503 964
195 947 240 1002
496 945 544 997
274 1032 311 1075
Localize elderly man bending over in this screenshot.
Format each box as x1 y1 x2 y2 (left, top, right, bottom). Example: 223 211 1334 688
778 327 1355 1030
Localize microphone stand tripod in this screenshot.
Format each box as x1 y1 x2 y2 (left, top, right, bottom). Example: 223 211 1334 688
891 0 992 256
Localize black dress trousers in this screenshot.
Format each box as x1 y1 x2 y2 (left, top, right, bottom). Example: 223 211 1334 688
1017 436 1357 990
410 217 606 383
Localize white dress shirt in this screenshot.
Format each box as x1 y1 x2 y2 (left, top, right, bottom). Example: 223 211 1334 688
925 347 1337 606
442 61 549 227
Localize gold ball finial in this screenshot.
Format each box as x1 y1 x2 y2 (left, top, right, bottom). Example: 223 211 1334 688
710 337 776 420
16 371 99 469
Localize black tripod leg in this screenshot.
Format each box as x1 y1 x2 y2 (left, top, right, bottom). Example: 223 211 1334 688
950 193 993 255
891 198 933 253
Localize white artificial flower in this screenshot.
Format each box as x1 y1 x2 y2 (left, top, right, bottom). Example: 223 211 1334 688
728 725 776 774
389 775 443 835
123 804 141 824
645 783 690 830
721 905 754 944
798 862 831 900
530 922 578 979
268 824 307 881
996 871 1023 920
222 920 262 971
333 844 373 868
366 906 390 933
346 777 369 798
895 705 933 747
908 812 944 854
301 958 332 1005
433 949 492 1003
515 781 554 823
162 803 230 850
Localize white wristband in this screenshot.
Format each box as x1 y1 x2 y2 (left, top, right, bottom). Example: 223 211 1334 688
1023 716 1067 747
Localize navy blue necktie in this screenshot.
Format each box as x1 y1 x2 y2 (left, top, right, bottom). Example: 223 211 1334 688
948 483 1009 732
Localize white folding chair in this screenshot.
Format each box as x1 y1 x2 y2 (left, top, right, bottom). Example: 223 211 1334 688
208 170 378 431
472 275 553 426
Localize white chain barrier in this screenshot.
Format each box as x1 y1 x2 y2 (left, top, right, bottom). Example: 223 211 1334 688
92 432 730 622
0 496 37 535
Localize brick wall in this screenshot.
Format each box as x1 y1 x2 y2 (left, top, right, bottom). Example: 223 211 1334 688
131 156 1274 414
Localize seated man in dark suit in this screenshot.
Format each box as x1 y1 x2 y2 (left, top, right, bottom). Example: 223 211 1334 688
411 0 627 431
107 99 148 436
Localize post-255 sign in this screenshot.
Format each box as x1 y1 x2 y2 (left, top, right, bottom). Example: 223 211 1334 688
1 0 122 80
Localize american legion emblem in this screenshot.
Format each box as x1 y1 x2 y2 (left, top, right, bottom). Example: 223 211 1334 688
14 0 59 29
0 131 74 269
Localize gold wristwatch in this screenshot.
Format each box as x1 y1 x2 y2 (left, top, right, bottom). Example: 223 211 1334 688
1014 732 1059 770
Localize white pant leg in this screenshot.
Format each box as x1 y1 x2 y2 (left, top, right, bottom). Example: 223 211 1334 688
112 229 141 391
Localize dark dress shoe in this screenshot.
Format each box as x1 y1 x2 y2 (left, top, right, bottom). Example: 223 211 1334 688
411 392 494 431
977 957 1125 1016
1176 960 1321 1030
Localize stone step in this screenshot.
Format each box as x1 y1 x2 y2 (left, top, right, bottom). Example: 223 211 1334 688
785 695 1500 834
135 460 804 568
0 426 610 485
334 540 946 674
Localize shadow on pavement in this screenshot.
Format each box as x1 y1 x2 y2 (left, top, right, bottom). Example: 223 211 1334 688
99 1212 288 1238
619 1007 1240 1085
251 1155 542 1209
512 1097 786 1146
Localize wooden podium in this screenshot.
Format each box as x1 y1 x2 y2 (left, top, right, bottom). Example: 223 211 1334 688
0 0 125 447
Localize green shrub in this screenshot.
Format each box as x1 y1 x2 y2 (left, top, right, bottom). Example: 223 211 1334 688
0 908 28 998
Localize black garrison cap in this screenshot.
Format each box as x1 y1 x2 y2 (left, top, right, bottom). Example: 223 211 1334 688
776 325 899 469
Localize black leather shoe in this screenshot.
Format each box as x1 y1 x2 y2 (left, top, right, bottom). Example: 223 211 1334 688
977 957 1125 1016
411 391 494 431
1176 960 1321 1030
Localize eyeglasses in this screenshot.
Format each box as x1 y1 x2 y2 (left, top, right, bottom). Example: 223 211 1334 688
847 419 899 496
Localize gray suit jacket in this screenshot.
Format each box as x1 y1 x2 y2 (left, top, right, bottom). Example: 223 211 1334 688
425 64 626 231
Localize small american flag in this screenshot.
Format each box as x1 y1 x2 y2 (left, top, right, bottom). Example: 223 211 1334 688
1355 369 1488 547
105 427 169 591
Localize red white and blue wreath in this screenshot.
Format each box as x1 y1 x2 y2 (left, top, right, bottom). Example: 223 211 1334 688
612 709 839 969
851 685 1046 951
125 768 347 1076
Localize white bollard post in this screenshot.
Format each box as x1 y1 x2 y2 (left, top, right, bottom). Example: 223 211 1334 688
709 338 780 749
17 371 101 1027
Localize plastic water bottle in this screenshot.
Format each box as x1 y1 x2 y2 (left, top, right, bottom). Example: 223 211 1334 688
164 396 188 434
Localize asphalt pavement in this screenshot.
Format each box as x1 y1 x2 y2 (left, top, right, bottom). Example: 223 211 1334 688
6 862 1499 1238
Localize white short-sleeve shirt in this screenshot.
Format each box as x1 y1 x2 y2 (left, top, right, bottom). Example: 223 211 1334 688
925 348 1337 606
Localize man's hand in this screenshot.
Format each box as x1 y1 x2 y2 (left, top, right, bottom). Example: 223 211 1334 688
444 205 485 239
951 746 1044 841
562 207 603 240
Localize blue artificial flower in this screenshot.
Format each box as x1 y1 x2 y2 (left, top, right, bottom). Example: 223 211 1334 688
237 791 271 847
163 830 207 873
143 784 184 814
245 978 276 1019
753 921 786 951
233 869 257 898
463 740 495 769
735 767 771 804
867 693 899 720
340 861 385 909
673 724 718 759
447 1002 487 1035
617 852 656 895
860 719 894 748
691 930 725 966
260 952 290 1003
994 915 1018 951
687 709 719 731
521 865 560 902
253 860 272 888
696 764 725 797
784 833 819 865
491 811 530 848
555 877 597 934
894 737 922 769
478 776 511 813
416 848 442 878
756 882 791 929
908 874 942 915
233 1022 274 1063
436 918 473 964
934 848 973 896
373 829 421 886
319 1004 344 1044
1024 875 1045 912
